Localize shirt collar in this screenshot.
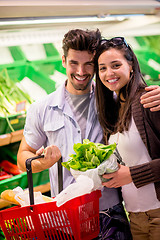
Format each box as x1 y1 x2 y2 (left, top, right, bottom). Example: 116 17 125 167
49 80 95 109
49 82 66 109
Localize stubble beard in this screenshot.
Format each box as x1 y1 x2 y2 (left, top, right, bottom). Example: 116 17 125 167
70 74 93 92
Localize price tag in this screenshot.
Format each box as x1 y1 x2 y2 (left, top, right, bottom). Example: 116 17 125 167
16 100 26 112
10 119 19 125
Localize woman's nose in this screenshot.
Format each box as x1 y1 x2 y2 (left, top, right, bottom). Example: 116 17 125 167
106 67 114 76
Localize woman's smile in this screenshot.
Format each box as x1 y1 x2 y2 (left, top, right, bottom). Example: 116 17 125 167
107 77 119 84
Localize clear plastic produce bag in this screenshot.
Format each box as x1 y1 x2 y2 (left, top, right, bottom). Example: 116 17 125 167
54 175 94 206
71 152 119 190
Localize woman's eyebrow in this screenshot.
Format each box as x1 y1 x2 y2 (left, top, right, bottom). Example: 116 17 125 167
99 63 105 65
99 60 120 64
111 60 120 63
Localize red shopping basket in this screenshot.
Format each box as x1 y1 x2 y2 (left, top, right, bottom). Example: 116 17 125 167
0 156 101 240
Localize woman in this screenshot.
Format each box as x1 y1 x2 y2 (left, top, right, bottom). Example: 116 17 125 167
94 37 160 240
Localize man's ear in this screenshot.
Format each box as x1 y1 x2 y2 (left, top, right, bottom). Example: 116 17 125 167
62 55 66 68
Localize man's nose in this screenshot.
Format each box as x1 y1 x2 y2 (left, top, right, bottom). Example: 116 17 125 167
77 65 85 75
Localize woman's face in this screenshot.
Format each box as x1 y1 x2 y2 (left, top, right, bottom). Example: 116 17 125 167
98 48 132 95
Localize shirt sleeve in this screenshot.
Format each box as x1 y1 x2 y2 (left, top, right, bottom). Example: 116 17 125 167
23 102 46 150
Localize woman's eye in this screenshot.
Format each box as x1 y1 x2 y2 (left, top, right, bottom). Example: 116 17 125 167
99 66 106 71
113 64 121 68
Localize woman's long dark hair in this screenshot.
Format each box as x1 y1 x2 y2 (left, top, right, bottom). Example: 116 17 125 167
94 39 147 140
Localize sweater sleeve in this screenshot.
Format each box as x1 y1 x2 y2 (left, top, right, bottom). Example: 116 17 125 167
130 158 160 188
131 91 160 189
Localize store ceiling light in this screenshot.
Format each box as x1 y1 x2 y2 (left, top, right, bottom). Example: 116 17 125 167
0 14 144 26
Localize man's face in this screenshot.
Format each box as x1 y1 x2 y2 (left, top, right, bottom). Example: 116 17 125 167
62 49 95 95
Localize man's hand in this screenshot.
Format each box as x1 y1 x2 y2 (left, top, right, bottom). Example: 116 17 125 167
102 164 132 188
17 137 61 173
34 145 61 171
141 85 160 112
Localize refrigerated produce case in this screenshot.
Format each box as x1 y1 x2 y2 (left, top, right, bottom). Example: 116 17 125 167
0 41 66 210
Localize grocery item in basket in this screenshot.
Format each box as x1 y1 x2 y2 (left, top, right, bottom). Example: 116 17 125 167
1 189 21 205
1 187 53 206
62 139 119 190
62 139 117 171
54 175 94 207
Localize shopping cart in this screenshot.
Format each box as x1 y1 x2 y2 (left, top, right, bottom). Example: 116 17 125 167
0 155 101 240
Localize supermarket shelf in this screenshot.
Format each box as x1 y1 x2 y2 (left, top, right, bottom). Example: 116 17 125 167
0 129 23 146
0 182 51 209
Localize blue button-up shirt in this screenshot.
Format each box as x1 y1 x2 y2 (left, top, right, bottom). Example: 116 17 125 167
24 82 120 210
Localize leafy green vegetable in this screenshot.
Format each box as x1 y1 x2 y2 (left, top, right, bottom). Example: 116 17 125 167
0 68 33 131
62 139 116 171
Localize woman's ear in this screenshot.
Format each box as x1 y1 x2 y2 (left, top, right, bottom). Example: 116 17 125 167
130 68 133 78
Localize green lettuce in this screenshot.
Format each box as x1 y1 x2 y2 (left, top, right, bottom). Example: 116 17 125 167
62 139 116 171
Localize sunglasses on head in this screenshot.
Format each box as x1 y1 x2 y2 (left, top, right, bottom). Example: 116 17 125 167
100 37 128 48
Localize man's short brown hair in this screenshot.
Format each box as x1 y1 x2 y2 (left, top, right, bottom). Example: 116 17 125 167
62 28 102 58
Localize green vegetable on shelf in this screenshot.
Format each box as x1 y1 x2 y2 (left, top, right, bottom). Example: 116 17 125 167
0 68 33 132
0 68 33 118
62 139 117 171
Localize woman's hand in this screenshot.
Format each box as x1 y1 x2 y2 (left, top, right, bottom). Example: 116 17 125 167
141 85 160 112
102 164 132 188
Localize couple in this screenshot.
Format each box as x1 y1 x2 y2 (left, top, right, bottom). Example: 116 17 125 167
17 29 160 240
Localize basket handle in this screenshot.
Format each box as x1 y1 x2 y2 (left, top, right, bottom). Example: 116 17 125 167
57 157 63 193
26 155 63 208
26 155 44 207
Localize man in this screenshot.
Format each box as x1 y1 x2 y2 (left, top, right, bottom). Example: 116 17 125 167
17 29 160 239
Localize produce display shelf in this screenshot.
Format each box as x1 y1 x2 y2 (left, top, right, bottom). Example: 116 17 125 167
0 113 26 136
0 129 23 147
19 43 60 62
8 46 26 63
32 56 66 76
0 62 56 95
0 168 50 195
